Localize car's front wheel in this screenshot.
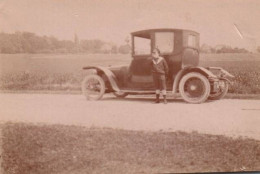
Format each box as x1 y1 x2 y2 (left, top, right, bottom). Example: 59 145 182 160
82 74 105 100
179 72 210 104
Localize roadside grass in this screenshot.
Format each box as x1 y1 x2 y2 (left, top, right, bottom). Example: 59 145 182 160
1 122 260 174
1 53 260 94
0 71 83 91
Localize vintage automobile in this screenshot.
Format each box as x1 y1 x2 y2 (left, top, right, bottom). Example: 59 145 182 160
82 28 234 104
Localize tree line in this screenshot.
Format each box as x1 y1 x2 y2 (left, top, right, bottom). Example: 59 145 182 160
1 31 259 54
200 44 254 54
0 32 131 54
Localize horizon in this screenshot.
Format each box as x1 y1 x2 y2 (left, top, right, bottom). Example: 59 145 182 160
0 30 255 50
1 0 260 51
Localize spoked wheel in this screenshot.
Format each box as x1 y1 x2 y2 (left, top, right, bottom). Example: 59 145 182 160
179 72 210 104
82 74 105 100
208 80 229 100
113 91 128 98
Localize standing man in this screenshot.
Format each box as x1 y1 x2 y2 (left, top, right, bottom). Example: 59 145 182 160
151 48 169 104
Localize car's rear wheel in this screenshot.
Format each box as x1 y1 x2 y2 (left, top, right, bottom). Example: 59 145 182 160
82 74 105 100
208 80 229 100
113 91 128 98
179 72 210 104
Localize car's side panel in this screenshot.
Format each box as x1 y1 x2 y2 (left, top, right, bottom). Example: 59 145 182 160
129 56 152 76
182 48 199 68
167 53 182 81
126 56 154 89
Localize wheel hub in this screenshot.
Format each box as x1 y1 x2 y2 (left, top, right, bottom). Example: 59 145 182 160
185 79 205 98
189 85 197 91
85 79 101 94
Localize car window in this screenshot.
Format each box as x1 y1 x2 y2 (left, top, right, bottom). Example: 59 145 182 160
155 32 174 54
188 35 196 47
134 36 151 55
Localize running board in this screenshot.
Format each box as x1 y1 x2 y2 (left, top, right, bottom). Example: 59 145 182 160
118 90 180 98
120 90 155 94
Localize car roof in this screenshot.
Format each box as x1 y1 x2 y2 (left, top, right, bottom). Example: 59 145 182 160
131 28 199 38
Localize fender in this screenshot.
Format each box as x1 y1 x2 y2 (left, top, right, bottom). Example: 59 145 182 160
207 67 235 78
83 66 120 92
172 66 217 94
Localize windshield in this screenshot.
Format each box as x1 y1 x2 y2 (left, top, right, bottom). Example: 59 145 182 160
134 36 151 55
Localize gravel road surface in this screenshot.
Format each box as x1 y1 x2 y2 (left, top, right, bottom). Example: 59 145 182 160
0 93 260 140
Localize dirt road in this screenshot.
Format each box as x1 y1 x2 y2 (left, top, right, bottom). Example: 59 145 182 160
0 93 260 140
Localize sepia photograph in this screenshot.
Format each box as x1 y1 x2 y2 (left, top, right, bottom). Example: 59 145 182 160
0 0 260 173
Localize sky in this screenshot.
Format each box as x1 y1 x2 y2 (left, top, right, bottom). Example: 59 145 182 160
0 0 260 50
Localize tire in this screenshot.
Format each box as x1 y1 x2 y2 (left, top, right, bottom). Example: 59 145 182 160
113 91 128 98
208 80 229 100
81 74 105 100
179 72 210 104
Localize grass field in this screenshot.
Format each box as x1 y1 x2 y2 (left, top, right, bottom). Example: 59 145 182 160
0 53 260 94
1 122 260 174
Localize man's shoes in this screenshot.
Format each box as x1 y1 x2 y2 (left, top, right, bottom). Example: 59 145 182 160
154 94 160 104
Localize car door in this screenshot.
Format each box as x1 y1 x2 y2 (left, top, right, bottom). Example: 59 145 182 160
127 35 154 89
